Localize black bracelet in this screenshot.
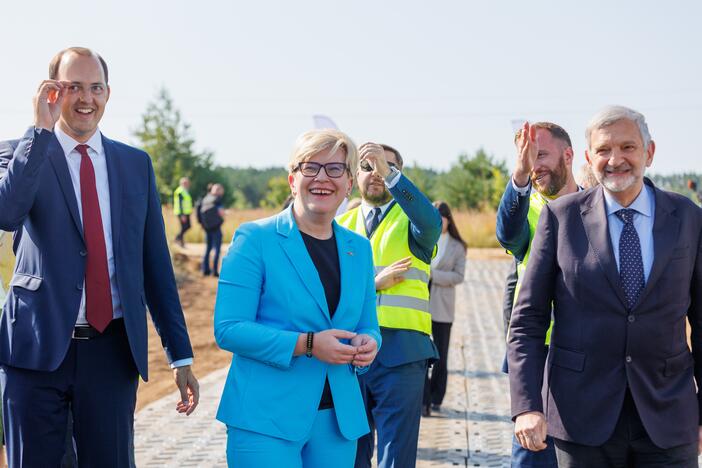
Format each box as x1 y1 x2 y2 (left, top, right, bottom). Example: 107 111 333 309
305 332 314 358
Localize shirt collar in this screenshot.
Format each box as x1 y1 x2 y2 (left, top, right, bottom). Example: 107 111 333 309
361 199 393 218
54 126 103 158
603 183 653 218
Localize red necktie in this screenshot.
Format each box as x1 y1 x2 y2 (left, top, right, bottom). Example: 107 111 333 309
77 144 113 332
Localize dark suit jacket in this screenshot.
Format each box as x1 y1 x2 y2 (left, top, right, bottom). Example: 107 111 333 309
0 127 193 380
508 180 702 449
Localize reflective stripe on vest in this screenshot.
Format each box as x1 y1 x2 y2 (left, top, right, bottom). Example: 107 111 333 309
337 204 433 335
514 190 553 345
173 186 193 215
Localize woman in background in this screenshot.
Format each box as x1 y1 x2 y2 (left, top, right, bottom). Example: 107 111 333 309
424 201 467 416
214 129 381 467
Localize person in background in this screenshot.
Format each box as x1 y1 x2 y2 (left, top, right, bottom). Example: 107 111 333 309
576 162 600 189
214 129 381 467
422 201 467 417
200 183 226 276
337 143 441 468
687 179 702 205
173 177 193 247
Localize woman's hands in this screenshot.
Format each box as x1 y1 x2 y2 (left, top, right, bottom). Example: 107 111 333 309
295 330 379 367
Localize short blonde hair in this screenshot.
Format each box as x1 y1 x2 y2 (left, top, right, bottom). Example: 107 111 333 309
288 129 358 178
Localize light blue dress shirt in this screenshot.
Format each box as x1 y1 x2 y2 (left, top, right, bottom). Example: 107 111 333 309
603 184 656 282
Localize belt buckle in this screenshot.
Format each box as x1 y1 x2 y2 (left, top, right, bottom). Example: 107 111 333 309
72 326 92 340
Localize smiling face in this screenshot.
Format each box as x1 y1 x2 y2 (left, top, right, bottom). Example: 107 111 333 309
356 150 397 206
56 52 110 142
530 129 571 197
288 146 352 221
586 118 654 206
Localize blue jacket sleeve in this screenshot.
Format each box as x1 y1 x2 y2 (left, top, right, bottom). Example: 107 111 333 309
213 223 300 369
0 129 52 231
496 179 531 262
388 174 441 263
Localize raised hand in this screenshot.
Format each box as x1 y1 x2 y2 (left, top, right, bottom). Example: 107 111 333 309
33 80 66 131
359 142 391 179
513 121 538 187
375 256 412 291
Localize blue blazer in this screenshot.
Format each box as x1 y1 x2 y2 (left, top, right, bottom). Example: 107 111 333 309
0 128 193 379
495 179 531 262
214 206 381 441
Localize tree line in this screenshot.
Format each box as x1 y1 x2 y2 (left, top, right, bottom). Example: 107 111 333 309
134 89 701 210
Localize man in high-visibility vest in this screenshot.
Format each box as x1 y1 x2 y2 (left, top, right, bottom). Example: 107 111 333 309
173 177 193 247
496 121 579 467
337 142 441 468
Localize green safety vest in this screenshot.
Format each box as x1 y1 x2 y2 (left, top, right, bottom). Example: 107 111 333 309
337 204 433 335
513 190 553 344
173 186 193 215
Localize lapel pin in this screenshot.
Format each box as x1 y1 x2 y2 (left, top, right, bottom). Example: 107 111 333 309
346 251 354 256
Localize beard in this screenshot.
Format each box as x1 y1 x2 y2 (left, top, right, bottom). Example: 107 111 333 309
593 165 641 193
531 156 568 197
362 184 393 205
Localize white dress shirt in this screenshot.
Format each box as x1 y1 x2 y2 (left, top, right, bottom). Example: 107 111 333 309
55 127 122 326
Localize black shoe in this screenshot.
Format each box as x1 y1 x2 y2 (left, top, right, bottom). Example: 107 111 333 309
213 272 219 277
203 271 211 277
431 404 441 412
422 404 431 417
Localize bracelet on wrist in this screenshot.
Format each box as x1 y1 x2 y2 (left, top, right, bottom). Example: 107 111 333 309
305 331 314 358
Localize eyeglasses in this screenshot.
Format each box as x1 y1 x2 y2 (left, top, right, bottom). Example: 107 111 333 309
294 162 349 178
359 160 398 172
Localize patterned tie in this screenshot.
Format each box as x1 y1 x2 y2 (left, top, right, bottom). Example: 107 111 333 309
77 144 113 332
365 207 382 237
615 208 645 310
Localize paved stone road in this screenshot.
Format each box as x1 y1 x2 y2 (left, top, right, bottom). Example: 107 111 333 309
134 258 514 467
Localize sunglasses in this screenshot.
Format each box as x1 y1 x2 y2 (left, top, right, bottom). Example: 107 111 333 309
359 160 398 172
294 162 349 178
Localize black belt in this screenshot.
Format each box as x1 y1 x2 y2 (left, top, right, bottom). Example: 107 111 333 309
72 325 101 340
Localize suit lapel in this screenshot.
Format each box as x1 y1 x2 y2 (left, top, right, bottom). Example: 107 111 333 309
333 221 355 322
277 208 331 322
47 137 84 242
634 185 679 308
580 187 628 309
102 137 123 253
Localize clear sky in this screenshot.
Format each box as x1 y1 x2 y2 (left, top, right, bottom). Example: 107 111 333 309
1 0 700 174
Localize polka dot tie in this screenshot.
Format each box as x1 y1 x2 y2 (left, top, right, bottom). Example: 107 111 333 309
615 209 645 310
365 207 381 237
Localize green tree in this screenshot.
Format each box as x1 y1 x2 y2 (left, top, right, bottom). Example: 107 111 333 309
133 88 221 204
261 176 292 208
436 149 508 210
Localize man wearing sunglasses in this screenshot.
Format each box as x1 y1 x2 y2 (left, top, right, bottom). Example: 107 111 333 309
337 143 441 468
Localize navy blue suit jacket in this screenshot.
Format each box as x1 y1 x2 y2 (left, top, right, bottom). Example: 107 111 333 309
495 179 531 262
508 182 702 449
0 128 192 380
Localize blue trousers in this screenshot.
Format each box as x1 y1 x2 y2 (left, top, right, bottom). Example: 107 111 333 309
227 408 356 467
1 319 138 467
203 228 223 275
512 433 558 467
355 359 427 468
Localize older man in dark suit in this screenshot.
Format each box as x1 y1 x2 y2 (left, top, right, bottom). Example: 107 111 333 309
508 105 702 467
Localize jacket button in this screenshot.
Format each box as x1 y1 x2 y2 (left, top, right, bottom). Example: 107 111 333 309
76 283 83 291
79 250 87 257
627 315 635 323
625 356 632 363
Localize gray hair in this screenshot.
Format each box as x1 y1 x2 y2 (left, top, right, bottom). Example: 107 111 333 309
585 106 651 150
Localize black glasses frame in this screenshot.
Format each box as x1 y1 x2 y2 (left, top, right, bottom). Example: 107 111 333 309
294 161 349 178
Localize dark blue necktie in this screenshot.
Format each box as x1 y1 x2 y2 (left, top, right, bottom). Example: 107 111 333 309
365 207 381 237
615 209 645 310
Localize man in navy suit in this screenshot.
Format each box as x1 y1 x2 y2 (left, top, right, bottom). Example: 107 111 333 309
508 106 702 466
0 47 199 467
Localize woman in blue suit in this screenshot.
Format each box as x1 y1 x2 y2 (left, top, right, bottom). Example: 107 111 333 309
214 129 381 467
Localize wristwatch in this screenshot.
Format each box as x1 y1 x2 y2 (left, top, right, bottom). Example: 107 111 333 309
384 165 400 183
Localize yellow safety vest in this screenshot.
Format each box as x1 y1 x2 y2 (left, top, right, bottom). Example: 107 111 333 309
513 190 553 344
173 186 193 215
337 204 433 335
